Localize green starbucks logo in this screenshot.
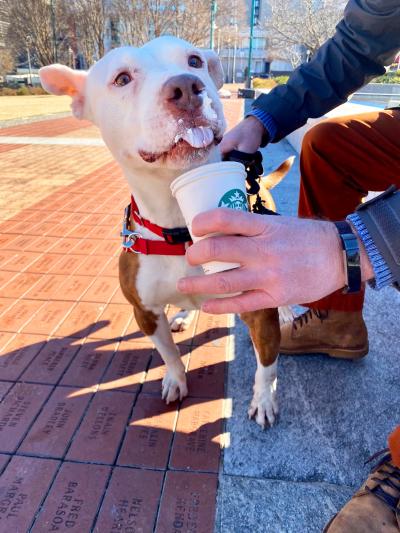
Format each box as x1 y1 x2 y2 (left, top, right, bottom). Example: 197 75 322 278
218 189 248 211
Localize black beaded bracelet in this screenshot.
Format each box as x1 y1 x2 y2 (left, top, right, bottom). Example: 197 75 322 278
334 221 362 294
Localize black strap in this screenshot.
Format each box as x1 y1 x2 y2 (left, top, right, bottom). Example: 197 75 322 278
334 221 362 294
223 150 280 216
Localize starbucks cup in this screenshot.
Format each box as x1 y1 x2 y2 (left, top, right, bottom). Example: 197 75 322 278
170 161 248 275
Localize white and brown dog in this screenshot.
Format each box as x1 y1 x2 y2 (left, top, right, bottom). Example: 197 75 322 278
40 36 290 428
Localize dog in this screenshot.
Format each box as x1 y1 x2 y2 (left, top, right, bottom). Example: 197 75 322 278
40 36 292 428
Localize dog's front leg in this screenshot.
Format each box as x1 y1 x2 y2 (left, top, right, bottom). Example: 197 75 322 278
145 309 188 404
241 309 280 429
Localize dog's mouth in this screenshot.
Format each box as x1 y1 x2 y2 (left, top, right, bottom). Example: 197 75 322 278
139 125 221 164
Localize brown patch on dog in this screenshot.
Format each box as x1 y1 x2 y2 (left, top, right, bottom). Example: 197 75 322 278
119 251 158 336
241 308 280 367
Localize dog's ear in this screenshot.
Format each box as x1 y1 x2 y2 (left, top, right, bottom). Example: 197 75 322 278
203 50 224 90
39 65 88 119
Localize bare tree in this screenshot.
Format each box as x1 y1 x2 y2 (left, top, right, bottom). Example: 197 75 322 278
0 48 14 77
5 0 69 66
266 0 346 65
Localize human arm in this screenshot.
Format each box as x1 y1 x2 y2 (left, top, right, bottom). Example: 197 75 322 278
220 0 400 154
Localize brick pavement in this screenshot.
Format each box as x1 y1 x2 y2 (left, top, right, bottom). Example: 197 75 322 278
0 98 243 532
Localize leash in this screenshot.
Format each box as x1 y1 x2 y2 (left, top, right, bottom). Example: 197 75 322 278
121 150 279 255
223 149 280 216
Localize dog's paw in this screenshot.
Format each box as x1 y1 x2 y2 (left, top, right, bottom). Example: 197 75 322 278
169 310 196 332
162 370 188 404
248 384 279 429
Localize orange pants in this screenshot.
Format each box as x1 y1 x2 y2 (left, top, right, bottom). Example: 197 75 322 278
389 426 400 468
299 109 400 311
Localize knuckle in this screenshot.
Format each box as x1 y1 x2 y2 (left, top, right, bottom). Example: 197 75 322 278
215 276 231 294
206 237 220 259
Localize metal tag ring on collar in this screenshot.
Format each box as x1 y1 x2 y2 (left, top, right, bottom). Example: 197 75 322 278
121 230 143 252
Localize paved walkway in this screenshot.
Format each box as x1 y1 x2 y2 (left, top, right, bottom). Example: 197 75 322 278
0 99 243 532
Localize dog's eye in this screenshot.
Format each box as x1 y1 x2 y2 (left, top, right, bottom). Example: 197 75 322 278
114 72 132 86
188 55 203 69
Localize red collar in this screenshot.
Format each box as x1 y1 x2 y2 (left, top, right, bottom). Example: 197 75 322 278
120 195 192 256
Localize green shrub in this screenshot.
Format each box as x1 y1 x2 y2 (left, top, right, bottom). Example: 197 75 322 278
273 75 289 85
252 78 277 89
16 85 30 95
373 72 400 84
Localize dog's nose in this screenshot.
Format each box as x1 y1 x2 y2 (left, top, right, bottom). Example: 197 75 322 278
162 74 205 112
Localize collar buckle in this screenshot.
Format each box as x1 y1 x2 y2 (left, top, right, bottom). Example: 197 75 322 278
162 226 192 245
121 204 143 253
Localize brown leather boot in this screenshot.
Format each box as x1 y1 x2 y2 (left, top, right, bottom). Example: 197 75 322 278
279 309 368 359
324 451 400 532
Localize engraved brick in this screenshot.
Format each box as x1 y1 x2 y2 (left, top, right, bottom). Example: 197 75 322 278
26 253 62 274
169 398 223 472
55 302 105 339
2 272 42 298
22 301 75 336
21 337 81 384
26 235 59 253
117 394 177 469
25 274 67 300
60 340 117 387
0 297 13 315
49 254 83 275
99 341 152 393
0 299 44 333
94 467 163 532
2 251 41 271
81 276 118 303
155 471 218 533
66 390 133 464
0 456 59 531
0 333 47 380
89 304 132 339
74 255 110 276
0 453 9 473
0 381 12 401
59 274 95 301
186 346 226 399
19 386 93 458
31 462 110 532
0 382 52 452
193 312 230 347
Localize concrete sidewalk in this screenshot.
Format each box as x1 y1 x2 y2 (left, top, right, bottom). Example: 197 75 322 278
216 135 400 532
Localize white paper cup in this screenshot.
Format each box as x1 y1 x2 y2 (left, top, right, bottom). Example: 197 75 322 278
171 161 248 275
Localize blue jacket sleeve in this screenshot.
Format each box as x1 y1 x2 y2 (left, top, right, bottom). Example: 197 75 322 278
252 0 400 141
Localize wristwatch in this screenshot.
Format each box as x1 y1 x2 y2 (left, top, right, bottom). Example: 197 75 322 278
334 221 362 294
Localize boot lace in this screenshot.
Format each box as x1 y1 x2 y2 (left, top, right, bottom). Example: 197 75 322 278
365 449 400 511
292 309 329 331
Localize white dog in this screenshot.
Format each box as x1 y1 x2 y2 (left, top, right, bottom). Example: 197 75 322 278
40 36 284 428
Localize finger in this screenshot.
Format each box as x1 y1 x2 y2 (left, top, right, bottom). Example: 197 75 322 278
201 290 276 314
192 208 267 238
219 134 238 155
186 235 255 266
177 267 259 295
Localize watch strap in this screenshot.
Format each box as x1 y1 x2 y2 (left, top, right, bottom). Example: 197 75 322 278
334 221 362 294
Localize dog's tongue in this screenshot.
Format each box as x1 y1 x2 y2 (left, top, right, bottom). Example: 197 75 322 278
180 127 214 148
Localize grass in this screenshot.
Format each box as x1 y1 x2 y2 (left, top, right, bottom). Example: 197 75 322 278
0 95 71 122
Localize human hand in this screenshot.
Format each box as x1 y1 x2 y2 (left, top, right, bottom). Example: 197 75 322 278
177 209 373 314
219 116 266 155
